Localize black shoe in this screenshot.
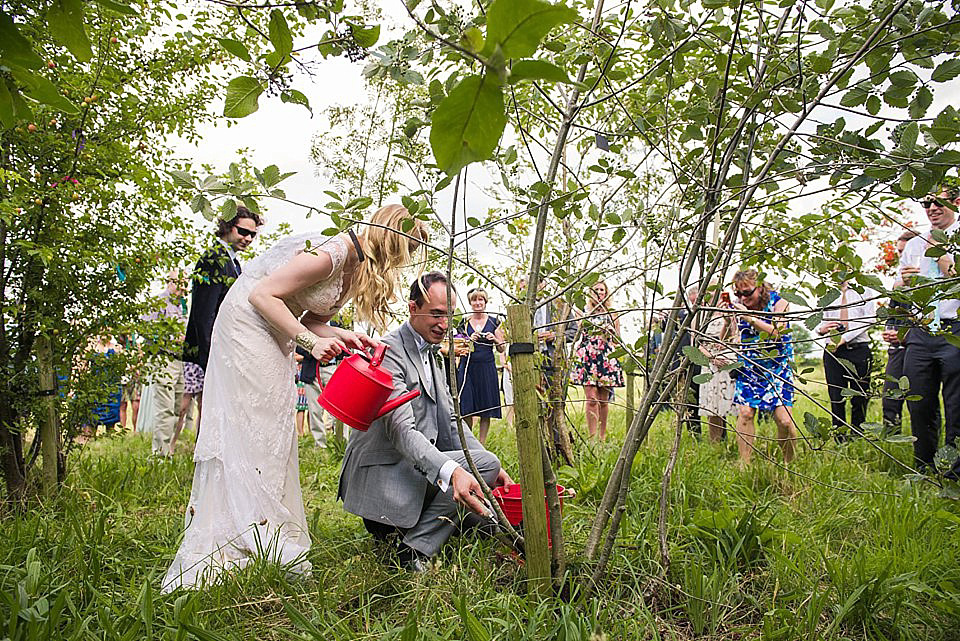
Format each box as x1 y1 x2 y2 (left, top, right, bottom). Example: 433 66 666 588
396 544 430 573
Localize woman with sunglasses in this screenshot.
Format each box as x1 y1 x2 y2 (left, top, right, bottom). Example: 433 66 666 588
729 269 798 464
163 204 428 591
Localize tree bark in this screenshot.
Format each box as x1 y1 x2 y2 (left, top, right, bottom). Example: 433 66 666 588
506 304 551 597
35 335 60 498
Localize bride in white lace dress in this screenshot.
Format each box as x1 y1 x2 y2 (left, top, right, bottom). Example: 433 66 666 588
162 205 427 591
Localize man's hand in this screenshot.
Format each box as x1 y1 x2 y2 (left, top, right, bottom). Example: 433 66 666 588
882 328 900 345
537 329 556 342
494 468 514 488
450 467 490 516
900 265 920 279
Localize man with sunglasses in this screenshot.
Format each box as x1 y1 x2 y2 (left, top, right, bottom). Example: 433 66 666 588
181 207 262 435
899 185 959 477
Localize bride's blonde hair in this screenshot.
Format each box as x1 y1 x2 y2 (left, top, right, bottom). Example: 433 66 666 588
352 204 428 332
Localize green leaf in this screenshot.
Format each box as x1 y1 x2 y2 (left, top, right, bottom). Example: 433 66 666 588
217 37 250 61
220 199 237 220
268 9 293 55
223 76 264 118
94 0 138 14
0 10 44 69
483 0 578 59
681 345 710 367
455 595 491 641
429 73 506 175
778 290 807 307
169 170 196 189
9 68 79 113
350 23 380 48
839 86 868 107
853 273 884 291
909 86 933 120
47 0 93 62
460 26 484 53
508 59 574 84
281 89 312 115
692 372 713 384
931 59 960 83
0 81 14 128
849 174 876 190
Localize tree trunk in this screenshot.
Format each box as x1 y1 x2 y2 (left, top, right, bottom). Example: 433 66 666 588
36 335 60 497
506 304 551 597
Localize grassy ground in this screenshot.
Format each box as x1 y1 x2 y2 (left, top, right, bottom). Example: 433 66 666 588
2 371 960 640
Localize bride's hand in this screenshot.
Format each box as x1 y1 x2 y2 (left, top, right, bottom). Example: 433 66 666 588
335 329 380 351
311 337 347 363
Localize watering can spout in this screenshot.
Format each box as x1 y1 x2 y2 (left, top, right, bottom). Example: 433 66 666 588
376 389 421 419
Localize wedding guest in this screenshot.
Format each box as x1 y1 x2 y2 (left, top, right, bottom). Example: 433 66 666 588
163 205 427 591
900 186 959 477
698 290 736 442
455 288 505 444
142 270 188 456
181 206 262 434
570 281 624 440
882 229 920 434
817 281 876 441
730 269 798 464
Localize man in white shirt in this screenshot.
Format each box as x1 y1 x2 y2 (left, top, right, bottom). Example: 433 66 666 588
817 282 876 440
881 230 921 434
900 185 959 476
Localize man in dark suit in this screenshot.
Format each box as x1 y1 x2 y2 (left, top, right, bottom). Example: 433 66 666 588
338 272 513 571
182 207 262 426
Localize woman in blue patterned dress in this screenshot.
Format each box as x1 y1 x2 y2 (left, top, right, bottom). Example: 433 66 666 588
571 281 624 440
730 269 798 464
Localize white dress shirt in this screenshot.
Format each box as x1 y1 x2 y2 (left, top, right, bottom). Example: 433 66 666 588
820 287 876 346
411 328 460 491
901 220 959 321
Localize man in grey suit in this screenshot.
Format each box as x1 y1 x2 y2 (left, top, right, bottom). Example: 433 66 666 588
338 272 513 570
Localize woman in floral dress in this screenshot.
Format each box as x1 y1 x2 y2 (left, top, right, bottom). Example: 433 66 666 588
730 269 798 464
571 281 624 440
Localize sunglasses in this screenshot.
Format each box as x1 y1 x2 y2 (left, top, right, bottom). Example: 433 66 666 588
235 226 257 238
735 287 756 298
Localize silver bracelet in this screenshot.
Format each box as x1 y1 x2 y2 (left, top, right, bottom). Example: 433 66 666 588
295 331 320 353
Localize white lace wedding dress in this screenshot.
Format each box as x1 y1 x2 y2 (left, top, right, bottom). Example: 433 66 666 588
162 233 350 592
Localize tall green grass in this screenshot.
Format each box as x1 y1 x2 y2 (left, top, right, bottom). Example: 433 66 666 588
2 378 959 640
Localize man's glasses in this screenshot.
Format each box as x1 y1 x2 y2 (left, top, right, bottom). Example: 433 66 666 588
235 226 257 238
735 287 756 298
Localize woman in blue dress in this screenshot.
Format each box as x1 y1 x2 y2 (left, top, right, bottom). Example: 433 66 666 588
730 269 798 464
456 288 505 444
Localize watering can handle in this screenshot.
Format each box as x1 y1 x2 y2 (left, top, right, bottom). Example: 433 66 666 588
369 343 389 368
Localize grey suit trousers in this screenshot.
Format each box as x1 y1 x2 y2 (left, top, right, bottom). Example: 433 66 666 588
402 448 501 557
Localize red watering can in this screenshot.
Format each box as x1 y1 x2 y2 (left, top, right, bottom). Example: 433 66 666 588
317 343 420 431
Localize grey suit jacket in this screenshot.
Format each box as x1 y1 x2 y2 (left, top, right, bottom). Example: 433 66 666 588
338 322 484 529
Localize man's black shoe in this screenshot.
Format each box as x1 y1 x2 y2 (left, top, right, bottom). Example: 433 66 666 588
396 544 431 573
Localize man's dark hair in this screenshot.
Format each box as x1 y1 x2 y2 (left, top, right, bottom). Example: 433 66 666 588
942 183 959 201
216 206 263 238
409 271 448 306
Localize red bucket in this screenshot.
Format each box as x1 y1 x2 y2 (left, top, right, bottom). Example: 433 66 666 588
492 484 568 546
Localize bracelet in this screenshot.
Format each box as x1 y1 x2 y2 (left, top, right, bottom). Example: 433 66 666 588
295 331 321 352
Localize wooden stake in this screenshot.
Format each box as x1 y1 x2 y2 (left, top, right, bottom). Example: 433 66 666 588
625 369 635 433
506 303 551 597
36 335 59 497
